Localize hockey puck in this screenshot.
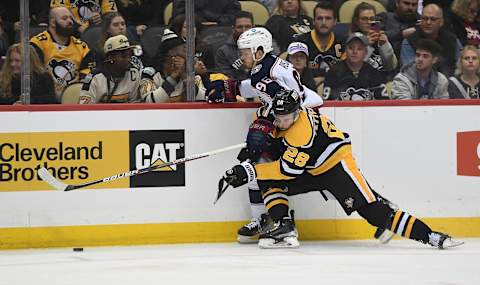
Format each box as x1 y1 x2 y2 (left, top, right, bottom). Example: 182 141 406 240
73 247 84 252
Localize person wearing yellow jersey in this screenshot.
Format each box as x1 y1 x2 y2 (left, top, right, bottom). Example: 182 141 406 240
50 0 117 33
30 7 94 102
220 89 464 250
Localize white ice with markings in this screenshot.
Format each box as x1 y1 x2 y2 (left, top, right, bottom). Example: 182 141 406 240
0 239 479 285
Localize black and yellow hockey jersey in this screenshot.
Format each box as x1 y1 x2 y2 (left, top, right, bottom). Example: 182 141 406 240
50 0 117 30
255 108 352 182
298 31 345 78
30 30 94 99
323 61 388 100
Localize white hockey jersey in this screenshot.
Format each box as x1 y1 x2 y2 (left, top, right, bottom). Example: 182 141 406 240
240 53 323 108
79 67 141 104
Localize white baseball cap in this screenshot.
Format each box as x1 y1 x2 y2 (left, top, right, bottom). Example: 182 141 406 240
287 42 309 56
104 35 134 54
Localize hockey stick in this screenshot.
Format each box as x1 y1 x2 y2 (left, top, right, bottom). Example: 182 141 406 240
38 142 246 191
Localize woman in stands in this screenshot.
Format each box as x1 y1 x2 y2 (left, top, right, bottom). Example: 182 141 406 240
449 0 480 47
94 12 143 69
0 43 56 104
286 42 316 90
265 0 313 52
448 45 480 99
351 2 397 79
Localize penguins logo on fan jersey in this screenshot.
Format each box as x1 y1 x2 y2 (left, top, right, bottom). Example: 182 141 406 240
48 59 78 86
311 54 339 72
72 0 101 22
340 87 372 101
367 53 383 70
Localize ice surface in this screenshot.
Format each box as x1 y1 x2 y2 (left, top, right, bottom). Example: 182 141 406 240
0 239 479 285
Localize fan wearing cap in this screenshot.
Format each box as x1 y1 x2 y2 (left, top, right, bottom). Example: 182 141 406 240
323 32 388 101
286 42 316 91
79 34 141 103
139 28 208 103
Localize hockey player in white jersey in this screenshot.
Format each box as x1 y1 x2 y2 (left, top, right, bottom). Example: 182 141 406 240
233 27 323 243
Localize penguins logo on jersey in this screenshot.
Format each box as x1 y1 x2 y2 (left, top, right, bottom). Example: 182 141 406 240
48 59 78 86
367 53 383 70
311 54 339 72
72 0 101 22
340 87 372 101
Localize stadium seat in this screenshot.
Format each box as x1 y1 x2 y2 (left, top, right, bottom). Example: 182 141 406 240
81 26 102 50
164 1 173 25
339 0 387 23
15 25 47 43
61 83 82 104
302 1 317 20
140 26 165 61
240 1 270 26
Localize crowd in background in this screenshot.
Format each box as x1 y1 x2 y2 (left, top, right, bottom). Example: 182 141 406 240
0 0 479 104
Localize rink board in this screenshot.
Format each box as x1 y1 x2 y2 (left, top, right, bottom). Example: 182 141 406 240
0 101 479 249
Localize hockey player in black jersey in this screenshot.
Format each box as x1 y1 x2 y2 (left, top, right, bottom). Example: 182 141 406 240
233 27 323 243
220 89 464 249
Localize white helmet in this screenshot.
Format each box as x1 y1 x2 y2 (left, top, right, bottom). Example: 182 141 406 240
237 27 273 60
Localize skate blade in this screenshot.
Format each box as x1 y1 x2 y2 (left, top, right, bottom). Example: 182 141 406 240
258 237 300 249
442 239 465 249
375 229 395 244
237 234 258 244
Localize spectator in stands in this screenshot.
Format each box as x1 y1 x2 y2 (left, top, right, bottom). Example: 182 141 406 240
0 16 9 57
50 0 117 33
297 1 345 88
323 32 388 100
94 12 144 70
265 0 313 52
139 29 208 102
0 43 56 104
351 2 398 77
116 0 165 38
448 45 480 99
30 7 94 102
0 0 49 44
79 35 141 104
172 0 241 27
215 11 254 81
449 0 480 47
400 4 461 76
392 39 449 99
377 0 419 58
286 42 316 90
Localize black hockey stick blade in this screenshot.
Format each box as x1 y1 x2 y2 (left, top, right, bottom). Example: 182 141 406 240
38 142 246 191
214 177 232 205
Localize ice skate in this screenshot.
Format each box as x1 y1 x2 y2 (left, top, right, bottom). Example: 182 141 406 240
428 231 464 249
374 227 395 244
258 217 299 249
237 213 273 244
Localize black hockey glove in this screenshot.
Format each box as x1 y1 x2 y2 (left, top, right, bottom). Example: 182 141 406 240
222 161 256 188
246 118 274 156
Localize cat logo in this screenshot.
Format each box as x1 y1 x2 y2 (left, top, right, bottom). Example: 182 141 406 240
129 130 185 188
72 0 101 22
135 143 183 171
48 59 78 87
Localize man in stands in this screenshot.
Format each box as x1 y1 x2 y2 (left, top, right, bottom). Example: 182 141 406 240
30 7 94 102
79 35 141 103
215 11 254 81
392 38 449 99
297 1 345 89
400 4 461 76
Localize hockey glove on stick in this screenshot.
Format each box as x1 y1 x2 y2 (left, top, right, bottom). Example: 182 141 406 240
214 161 256 204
